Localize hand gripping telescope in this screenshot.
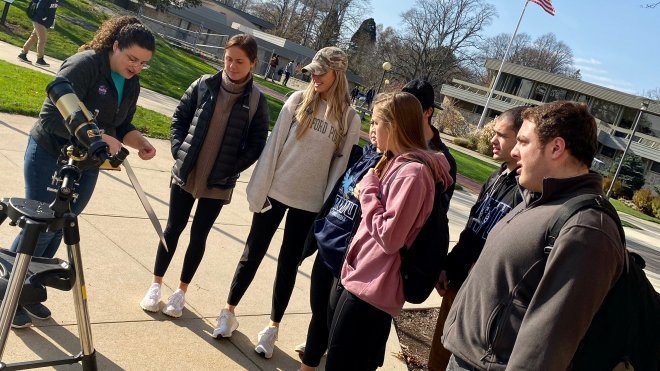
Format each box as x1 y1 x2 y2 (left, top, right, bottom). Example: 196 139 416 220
0 77 127 370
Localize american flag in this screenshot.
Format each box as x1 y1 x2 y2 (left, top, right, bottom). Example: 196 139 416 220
529 0 556 16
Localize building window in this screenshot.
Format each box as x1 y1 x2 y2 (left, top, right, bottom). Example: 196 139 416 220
531 84 548 102
575 94 591 105
639 112 660 139
548 87 569 102
619 107 638 129
600 146 617 158
651 161 660 174
590 98 620 125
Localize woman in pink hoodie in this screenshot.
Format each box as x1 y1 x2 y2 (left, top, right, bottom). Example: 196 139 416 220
325 92 452 370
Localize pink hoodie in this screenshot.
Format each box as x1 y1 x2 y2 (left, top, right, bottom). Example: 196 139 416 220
341 151 452 317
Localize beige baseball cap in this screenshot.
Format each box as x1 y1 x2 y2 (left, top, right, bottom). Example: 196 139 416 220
302 47 348 75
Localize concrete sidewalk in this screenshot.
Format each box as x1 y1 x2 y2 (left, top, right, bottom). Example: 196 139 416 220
0 113 412 370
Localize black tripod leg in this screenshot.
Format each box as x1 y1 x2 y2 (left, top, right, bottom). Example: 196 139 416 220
63 214 97 371
0 219 46 361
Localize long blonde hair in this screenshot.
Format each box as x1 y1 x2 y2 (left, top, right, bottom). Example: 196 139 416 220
371 92 442 179
294 70 350 147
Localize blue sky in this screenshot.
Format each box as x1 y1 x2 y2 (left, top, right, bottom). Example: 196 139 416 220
371 0 660 96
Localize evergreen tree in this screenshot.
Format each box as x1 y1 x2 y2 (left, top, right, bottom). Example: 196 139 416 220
610 153 646 198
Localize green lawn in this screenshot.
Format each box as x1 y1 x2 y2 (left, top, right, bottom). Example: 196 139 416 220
449 148 499 184
253 75 296 96
1 0 217 99
610 198 660 224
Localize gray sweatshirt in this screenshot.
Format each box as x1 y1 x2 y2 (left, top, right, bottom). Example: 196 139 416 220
246 91 361 213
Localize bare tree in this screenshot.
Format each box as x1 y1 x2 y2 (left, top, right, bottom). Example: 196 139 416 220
135 0 201 10
390 0 497 90
475 32 578 80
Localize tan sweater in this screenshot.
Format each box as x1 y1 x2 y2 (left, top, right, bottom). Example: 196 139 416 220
182 71 249 202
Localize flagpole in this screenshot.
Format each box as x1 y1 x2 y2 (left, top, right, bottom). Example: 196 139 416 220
477 0 530 129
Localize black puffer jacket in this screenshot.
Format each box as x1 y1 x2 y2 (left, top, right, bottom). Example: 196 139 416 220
170 71 269 189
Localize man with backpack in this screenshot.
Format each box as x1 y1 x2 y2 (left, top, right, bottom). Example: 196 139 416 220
442 101 628 370
427 106 525 371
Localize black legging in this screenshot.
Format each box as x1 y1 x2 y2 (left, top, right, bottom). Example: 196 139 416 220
302 254 337 367
326 289 393 371
153 184 223 284
227 197 316 323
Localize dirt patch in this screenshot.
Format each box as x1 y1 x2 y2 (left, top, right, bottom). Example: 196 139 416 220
393 307 440 370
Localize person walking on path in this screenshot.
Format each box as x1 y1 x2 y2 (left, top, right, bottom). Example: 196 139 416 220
324 92 453 370
18 0 59 66
138 34 269 318
282 60 295 86
211 46 361 361
427 107 525 370
364 87 375 110
350 86 359 104
10 16 157 329
265 54 279 81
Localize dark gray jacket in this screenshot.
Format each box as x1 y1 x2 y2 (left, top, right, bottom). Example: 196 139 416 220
30 49 139 157
31 0 59 28
442 172 624 370
170 72 269 190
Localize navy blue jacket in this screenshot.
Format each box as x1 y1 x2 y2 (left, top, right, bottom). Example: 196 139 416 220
31 0 59 28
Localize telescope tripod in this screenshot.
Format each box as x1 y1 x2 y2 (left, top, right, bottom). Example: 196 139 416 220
0 157 99 370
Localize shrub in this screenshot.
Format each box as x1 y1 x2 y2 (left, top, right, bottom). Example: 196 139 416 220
453 137 471 149
475 122 495 156
436 104 471 137
632 188 653 215
603 177 624 198
652 197 660 219
607 154 646 198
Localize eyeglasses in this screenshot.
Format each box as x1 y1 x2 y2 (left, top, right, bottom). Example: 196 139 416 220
126 54 150 70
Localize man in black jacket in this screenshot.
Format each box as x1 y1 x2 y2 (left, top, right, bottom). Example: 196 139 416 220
428 106 526 371
19 0 59 66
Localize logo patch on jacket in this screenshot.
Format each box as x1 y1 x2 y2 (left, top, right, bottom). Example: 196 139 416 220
98 85 108 96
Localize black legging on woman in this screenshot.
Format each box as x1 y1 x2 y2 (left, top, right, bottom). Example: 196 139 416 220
154 184 223 283
227 197 316 322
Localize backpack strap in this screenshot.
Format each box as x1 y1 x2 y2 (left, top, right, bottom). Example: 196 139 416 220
196 74 212 109
377 160 418 199
544 194 625 255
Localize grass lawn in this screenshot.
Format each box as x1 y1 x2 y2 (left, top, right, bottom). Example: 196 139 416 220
253 75 296 96
449 148 499 184
610 198 660 224
0 0 216 99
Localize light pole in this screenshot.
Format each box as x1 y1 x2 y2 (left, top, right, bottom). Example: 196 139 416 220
376 62 392 95
605 98 650 199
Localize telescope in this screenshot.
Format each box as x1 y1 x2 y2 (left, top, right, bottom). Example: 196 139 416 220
46 77 110 166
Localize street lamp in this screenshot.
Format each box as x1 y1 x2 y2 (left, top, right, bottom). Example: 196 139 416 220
605 98 651 199
376 62 392 95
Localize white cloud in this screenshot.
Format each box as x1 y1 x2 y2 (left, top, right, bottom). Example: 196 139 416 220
573 65 607 75
574 57 602 65
581 73 635 94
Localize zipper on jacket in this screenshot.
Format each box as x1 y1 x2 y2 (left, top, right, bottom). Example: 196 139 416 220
482 302 504 363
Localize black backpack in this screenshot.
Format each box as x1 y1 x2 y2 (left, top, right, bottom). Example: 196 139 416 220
386 161 450 304
26 0 38 18
544 194 660 371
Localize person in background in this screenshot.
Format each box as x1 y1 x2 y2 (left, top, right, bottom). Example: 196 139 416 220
139 34 269 318
18 0 59 66
325 92 452 370
11 16 156 328
265 54 279 81
350 85 359 104
402 79 457 206
211 46 361 360
442 101 624 370
427 106 525 370
283 60 295 86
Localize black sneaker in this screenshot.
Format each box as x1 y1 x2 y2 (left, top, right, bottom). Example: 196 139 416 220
11 307 32 329
23 303 51 320
17 53 31 64
35 58 50 67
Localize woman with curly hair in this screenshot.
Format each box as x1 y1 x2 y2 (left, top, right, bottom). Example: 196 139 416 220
9 16 157 329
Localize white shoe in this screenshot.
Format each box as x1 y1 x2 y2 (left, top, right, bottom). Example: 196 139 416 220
255 326 278 359
294 342 306 356
162 289 185 318
212 309 239 338
139 283 161 312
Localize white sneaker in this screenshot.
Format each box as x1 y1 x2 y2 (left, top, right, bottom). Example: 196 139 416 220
255 326 278 359
212 309 239 338
162 289 185 318
139 283 161 312
294 342 306 356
